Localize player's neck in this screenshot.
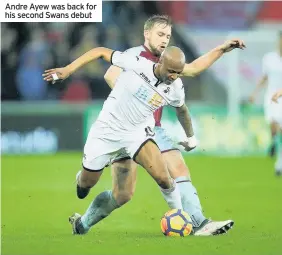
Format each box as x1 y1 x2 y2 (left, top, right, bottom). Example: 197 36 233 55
143 43 159 57
143 42 152 53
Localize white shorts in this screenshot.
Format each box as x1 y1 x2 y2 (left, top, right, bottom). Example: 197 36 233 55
111 126 178 164
82 121 156 171
264 97 282 127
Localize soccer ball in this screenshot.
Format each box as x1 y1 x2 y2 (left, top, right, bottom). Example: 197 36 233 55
160 209 193 237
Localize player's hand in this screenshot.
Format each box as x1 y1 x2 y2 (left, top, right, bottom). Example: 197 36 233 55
178 136 197 152
220 39 246 53
42 67 71 84
271 89 282 103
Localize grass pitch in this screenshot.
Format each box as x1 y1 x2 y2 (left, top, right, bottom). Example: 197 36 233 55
1 153 281 255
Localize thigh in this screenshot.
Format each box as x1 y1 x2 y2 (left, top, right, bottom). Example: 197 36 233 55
111 159 138 194
134 140 171 186
162 150 190 179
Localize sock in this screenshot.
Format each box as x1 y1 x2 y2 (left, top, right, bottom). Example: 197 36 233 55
160 179 183 210
175 176 206 227
275 132 282 170
80 190 119 233
275 132 282 153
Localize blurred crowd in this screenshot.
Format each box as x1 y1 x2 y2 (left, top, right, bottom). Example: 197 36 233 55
4 1 280 104
1 2 158 101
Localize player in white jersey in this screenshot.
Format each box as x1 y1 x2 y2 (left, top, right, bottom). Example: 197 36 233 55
44 15 245 236
103 15 245 236
43 45 198 234
271 87 282 175
250 32 282 174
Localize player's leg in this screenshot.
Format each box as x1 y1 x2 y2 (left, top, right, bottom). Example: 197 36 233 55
274 122 282 175
269 121 279 157
268 101 282 174
162 150 206 227
265 101 278 157
76 125 121 199
71 157 138 235
163 149 234 235
133 139 183 209
153 126 206 226
111 159 137 205
76 167 103 199
70 150 114 234
274 128 282 175
156 126 234 235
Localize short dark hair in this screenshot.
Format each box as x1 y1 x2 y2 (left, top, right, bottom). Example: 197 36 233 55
144 15 172 31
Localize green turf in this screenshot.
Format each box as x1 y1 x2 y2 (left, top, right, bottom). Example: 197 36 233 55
1 153 281 255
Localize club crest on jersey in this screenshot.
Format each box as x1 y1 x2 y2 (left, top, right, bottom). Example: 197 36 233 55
140 72 151 84
148 93 163 108
164 87 170 94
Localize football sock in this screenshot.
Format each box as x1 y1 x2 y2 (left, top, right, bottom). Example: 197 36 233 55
175 176 206 227
160 179 183 210
80 190 120 233
275 132 282 154
275 132 282 171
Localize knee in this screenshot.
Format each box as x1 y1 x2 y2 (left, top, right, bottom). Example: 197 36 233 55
155 175 173 190
169 163 190 179
113 190 134 206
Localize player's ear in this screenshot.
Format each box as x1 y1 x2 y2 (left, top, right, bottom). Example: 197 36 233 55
144 29 149 40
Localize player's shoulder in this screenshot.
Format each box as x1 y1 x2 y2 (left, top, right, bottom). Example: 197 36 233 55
124 45 145 55
123 46 152 66
172 78 184 90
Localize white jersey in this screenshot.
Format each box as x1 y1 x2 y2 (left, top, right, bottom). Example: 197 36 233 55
95 50 185 137
124 45 159 63
262 51 282 100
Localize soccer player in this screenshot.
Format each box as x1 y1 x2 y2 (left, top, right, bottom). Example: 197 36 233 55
43 46 203 234
250 31 282 174
271 88 282 175
103 15 245 235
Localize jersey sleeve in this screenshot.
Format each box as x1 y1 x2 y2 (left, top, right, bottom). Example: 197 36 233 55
111 50 141 71
169 79 185 108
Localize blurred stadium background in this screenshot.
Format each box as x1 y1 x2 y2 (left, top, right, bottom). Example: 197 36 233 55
2 0 282 156
1 1 282 255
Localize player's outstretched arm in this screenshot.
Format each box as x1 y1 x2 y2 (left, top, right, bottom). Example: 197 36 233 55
249 75 268 103
175 104 197 151
104 65 123 89
182 38 246 77
272 88 282 103
43 47 114 83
